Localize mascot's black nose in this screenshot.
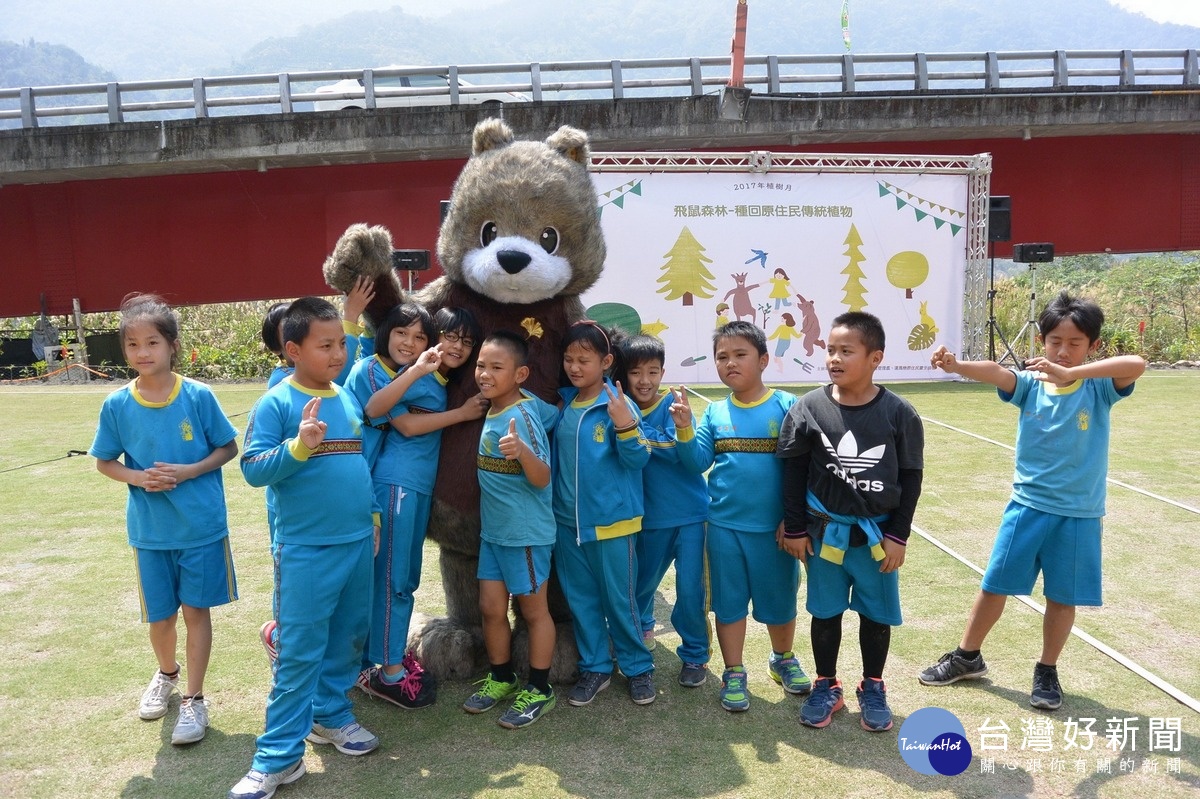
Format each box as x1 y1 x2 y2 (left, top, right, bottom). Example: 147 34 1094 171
497 250 531 275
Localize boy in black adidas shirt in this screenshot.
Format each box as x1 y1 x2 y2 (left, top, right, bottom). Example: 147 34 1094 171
775 311 924 732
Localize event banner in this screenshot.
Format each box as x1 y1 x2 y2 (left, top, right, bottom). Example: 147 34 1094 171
582 169 967 384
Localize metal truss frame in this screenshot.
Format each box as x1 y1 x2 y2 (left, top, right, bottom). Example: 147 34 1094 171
589 150 993 360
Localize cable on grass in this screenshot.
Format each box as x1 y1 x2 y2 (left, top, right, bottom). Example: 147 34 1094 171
1 363 112 384
0 450 89 474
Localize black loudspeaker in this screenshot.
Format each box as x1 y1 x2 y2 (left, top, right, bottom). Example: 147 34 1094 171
1012 242 1055 263
988 196 1011 242
392 249 430 271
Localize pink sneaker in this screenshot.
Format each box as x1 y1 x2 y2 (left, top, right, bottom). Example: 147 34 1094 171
360 666 436 709
259 620 278 664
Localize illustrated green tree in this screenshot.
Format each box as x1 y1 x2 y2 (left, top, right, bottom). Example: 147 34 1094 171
886 250 929 299
840 224 869 311
657 226 716 307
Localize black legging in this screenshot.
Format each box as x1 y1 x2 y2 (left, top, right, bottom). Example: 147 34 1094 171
810 612 891 680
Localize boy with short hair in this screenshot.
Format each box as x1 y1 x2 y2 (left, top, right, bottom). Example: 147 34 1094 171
617 334 712 688
231 297 381 799
918 291 1145 710
670 320 810 712
776 312 925 731
463 331 560 729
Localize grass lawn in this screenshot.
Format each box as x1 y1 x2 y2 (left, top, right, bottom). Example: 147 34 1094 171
0 373 1197 799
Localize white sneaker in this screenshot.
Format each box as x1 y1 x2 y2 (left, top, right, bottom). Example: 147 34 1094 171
305 721 379 756
171 695 209 745
227 760 305 799
138 668 178 720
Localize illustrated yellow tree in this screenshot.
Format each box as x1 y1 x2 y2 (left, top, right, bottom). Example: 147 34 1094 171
658 226 717 307
840 224 869 311
887 250 930 299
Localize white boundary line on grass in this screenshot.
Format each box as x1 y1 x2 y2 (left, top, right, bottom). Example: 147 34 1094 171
680 391 1199 710
921 415 1200 516
912 523 1200 714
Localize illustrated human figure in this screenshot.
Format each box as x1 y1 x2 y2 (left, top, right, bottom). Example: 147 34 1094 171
769 269 793 310
767 313 801 373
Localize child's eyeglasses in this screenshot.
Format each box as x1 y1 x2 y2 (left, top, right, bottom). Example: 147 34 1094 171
442 331 475 349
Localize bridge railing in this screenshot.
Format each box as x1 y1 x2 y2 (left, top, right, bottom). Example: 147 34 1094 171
1 49 1196 129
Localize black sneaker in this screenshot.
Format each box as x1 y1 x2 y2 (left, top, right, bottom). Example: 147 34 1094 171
917 650 988 686
1030 663 1062 710
567 671 611 706
628 672 656 705
362 667 436 709
678 662 708 688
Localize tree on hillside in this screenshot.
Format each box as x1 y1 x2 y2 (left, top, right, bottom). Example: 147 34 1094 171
0 39 114 89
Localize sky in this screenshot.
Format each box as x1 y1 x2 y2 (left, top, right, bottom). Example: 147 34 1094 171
1109 0 1200 25
434 0 1197 26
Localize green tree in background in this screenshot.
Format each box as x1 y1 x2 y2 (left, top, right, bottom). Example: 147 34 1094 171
999 251 1200 361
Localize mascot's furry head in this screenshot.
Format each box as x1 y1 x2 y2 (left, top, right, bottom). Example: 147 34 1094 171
436 119 605 304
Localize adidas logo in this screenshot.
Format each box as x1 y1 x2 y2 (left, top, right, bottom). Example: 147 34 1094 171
820 431 885 492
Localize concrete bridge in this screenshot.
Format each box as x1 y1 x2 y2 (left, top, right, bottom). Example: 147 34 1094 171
2 51 1198 317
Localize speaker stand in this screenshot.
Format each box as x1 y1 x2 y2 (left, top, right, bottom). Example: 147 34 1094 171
988 242 1027 367
986 243 1037 369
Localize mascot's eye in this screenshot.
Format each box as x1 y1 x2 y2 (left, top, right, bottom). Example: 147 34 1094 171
480 221 498 246
539 227 560 255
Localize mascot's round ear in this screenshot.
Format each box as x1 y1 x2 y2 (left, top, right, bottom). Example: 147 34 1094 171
472 118 515 155
545 126 590 166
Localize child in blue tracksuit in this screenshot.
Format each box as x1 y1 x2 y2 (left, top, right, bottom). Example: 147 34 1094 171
262 302 294 390
349 304 486 709
671 321 811 713
231 297 381 799
615 334 712 689
554 321 655 707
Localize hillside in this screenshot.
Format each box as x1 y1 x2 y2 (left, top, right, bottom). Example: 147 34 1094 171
1 0 1197 85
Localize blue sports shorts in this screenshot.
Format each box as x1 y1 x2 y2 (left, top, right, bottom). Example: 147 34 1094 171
805 533 902 626
134 537 238 623
706 523 798 625
478 540 552 597
981 500 1103 606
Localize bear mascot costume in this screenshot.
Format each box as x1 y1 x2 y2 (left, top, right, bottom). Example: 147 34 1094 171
323 118 605 683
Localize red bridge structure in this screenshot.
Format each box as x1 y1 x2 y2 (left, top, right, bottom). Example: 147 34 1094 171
1 51 1197 318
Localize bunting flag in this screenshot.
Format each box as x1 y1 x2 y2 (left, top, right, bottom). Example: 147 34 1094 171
841 0 851 51
597 178 643 217
877 181 965 235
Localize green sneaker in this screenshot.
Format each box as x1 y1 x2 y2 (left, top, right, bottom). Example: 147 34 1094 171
768 651 813 695
720 668 750 712
498 685 556 729
462 673 520 714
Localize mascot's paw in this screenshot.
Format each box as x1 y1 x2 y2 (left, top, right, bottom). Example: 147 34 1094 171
511 620 580 684
322 223 404 332
322 223 394 292
408 613 486 682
